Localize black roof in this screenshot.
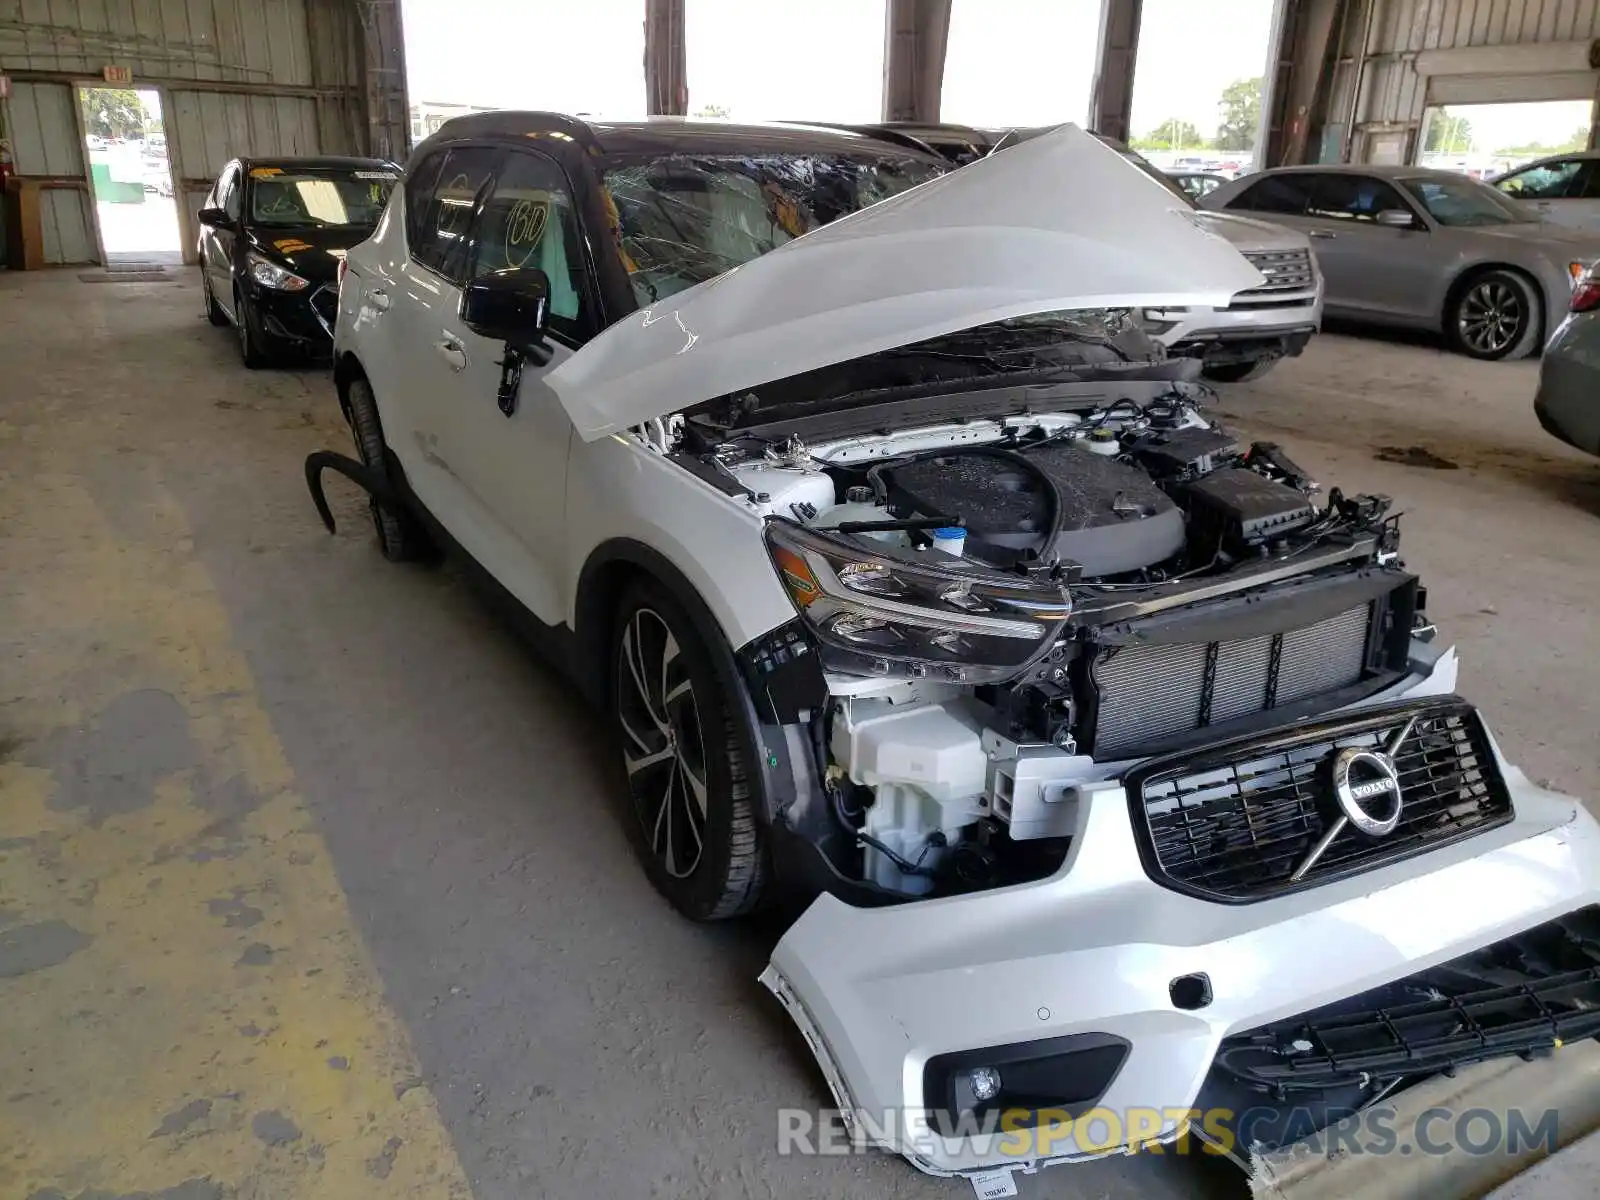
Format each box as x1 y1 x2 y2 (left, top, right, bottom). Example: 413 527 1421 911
239 155 400 171
417 111 948 163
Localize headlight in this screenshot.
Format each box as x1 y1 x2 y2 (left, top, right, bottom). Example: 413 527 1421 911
763 520 1072 683
247 252 309 292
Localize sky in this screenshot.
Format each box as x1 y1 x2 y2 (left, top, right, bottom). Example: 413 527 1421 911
1430 100 1594 155
400 0 1278 136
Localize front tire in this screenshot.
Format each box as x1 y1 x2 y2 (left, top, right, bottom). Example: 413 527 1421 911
612 581 768 921
235 288 270 369
1202 357 1279 384
1447 270 1541 360
345 377 430 561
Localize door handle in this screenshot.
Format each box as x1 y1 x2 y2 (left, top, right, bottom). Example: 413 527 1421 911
368 288 391 312
1308 230 1337 239
435 335 468 371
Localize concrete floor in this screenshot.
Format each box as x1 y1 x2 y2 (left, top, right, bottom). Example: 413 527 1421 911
1 271 1596 1200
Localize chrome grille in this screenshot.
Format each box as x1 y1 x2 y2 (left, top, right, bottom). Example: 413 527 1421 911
1090 604 1371 759
1239 248 1315 297
1132 699 1512 902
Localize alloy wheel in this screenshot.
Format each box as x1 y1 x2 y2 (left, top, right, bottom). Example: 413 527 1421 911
616 607 709 880
1458 280 1523 355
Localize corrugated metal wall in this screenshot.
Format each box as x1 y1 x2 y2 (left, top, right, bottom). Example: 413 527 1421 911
0 0 315 81
1358 0 1600 141
5 80 98 263
0 0 374 265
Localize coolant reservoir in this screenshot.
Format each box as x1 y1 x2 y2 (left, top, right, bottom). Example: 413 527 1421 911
733 461 837 521
809 486 906 545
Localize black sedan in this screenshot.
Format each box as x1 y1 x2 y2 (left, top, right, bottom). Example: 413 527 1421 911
196 156 400 366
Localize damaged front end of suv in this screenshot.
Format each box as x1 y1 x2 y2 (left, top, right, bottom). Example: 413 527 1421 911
545 133 1600 1186
314 121 1600 1190
658 314 1600 1183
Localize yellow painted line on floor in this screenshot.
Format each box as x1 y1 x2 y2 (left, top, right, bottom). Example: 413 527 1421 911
0 467 472 1198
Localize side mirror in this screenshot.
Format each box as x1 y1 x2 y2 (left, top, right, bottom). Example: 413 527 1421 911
197 206 231 229
1375 208 1416 229
460 267 551 351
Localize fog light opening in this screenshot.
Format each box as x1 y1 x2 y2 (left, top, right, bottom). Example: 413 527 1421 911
966 1065 1003 1104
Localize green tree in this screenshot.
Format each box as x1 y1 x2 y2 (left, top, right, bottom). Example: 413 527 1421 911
1424 112 1475 154
81 88 144 140
1214 77 1262 151
1496 125 1590 158
1137 117 1204 150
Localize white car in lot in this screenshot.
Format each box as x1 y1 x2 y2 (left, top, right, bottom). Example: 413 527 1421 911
312 114 1600 1185
1491 150 1600 231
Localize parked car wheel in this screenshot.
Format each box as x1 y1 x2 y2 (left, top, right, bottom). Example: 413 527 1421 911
345 376 430 561
202 278 228 327
1202 358 1279 384
234 287 270 369
612 581 768 921
1447 269 1541 361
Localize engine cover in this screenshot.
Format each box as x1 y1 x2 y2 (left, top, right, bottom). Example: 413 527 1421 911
884 444 1185 577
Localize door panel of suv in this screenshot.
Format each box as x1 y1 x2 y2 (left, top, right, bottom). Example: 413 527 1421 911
384 145 504 538
428 147 598 625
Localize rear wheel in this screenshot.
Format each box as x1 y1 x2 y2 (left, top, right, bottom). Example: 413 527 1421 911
1447 270 1541 360
1202 357 1279 384
612 581 768 921
345 377 429 561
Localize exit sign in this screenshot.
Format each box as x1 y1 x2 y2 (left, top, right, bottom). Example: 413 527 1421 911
102 65 132 85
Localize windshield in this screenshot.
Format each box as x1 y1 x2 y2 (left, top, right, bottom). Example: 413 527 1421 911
1399 175 1526 227
600 152 945 306
247 166 398 228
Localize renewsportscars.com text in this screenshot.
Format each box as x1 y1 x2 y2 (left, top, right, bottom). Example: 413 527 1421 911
777 1103 1562 1160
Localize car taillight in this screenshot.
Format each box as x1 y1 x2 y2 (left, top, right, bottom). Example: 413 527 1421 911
336 257 348 288
1572 274 1600 313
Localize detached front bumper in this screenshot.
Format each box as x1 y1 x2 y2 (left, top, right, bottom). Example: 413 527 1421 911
763 730 1600 1179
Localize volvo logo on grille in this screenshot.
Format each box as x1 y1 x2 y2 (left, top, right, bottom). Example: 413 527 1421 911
1290 715 1418 882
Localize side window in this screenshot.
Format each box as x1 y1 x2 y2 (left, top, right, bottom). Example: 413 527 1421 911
1498 159 1586 200
218 167 241 219
465 149 592 338
1306 174 1413 222
1229 174 1312 215
409 146 502 278
403 150 445 252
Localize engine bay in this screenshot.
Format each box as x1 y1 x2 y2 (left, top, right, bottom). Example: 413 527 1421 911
654 380 1417 902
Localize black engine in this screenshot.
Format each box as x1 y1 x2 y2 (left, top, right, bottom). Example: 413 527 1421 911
874 417 1318 579
883 445 1185 577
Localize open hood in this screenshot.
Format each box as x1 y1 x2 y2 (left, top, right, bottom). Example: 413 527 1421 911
547 124 1265 441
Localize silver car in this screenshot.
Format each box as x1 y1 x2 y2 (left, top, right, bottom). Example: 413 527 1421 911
1201 164 1600 359
1535 272 1600 456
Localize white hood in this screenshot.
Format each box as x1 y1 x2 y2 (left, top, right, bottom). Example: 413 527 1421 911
549 123 1266 440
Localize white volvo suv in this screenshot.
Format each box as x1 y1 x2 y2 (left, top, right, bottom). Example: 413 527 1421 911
313 115 1600 1186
